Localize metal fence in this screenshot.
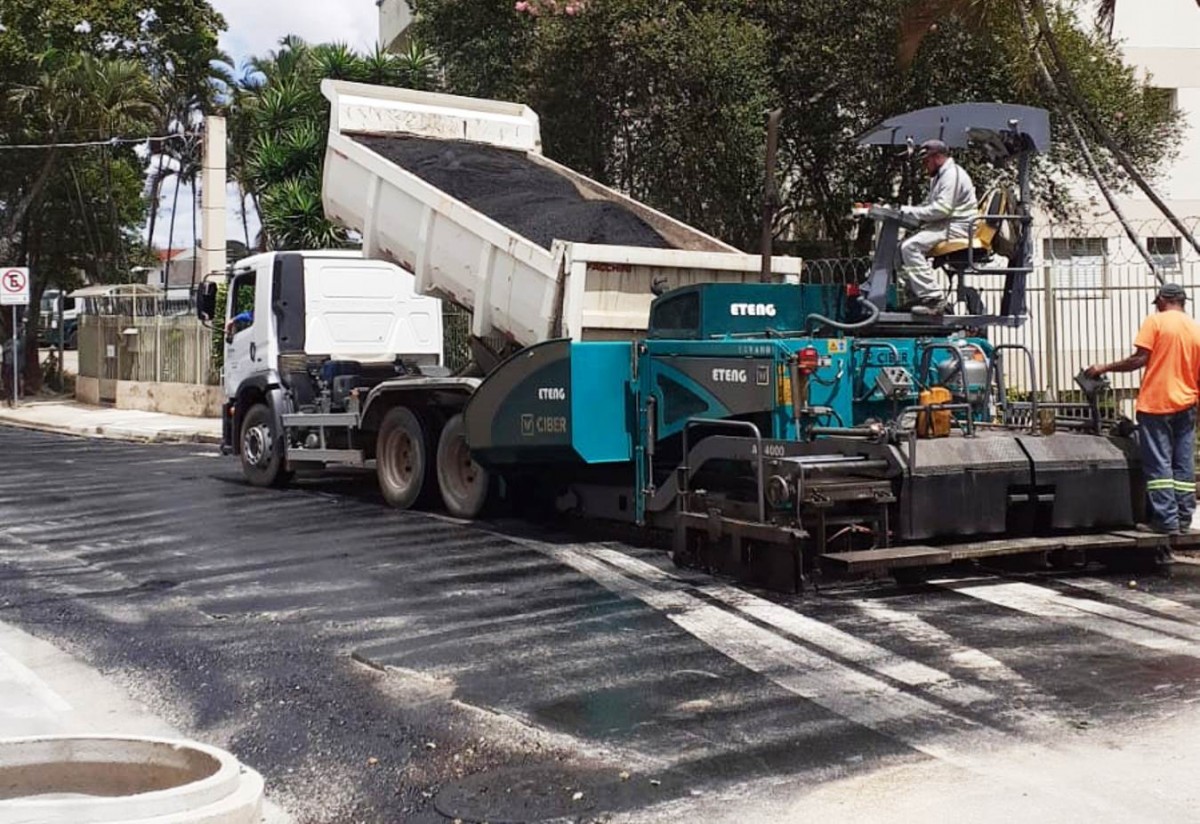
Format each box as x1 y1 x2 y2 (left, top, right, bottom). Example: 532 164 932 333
78 315 217 386
984 217 1200 410
807 217 1200 412
75 217 1199 404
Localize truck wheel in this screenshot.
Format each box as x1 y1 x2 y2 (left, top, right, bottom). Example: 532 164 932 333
377 407 429 509
436 413 490 518
240 403 292 488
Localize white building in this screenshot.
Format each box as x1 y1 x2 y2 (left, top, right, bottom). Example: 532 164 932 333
1014 0 1200 397
1112 0 1200 219
378 0 413 53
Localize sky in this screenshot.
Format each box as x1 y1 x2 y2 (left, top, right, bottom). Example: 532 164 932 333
150 0 380 254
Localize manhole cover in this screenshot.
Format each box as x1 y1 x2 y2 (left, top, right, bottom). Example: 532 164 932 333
435 766 602 823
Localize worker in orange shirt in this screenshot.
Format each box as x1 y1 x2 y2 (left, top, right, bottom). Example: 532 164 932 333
1087 283 1200 534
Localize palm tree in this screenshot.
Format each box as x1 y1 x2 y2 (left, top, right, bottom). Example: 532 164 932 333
224 81 259 250
145 56 234 254
235 35 443 249
149 134 202 280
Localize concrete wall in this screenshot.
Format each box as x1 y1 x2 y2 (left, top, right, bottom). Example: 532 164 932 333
75 378 222 418
116 381 224 418
76 376 100 406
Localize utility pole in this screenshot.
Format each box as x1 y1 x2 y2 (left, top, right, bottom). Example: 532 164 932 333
200 116 228 294
760 109 783 283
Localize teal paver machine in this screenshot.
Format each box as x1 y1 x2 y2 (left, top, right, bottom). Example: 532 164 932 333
463 104 1180 591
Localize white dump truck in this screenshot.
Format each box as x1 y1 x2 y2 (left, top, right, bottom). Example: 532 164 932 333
204 80 803 517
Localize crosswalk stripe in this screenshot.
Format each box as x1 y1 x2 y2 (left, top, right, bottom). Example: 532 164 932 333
934 579 1200 652
1061 577 1200 622
588 548 1003 707
548 545 977 761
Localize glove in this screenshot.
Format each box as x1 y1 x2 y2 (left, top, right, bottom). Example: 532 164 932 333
900 205 914 216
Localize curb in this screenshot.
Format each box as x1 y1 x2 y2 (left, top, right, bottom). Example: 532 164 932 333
0 417 221 446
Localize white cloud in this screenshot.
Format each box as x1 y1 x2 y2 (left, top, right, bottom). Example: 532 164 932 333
211 0 379 65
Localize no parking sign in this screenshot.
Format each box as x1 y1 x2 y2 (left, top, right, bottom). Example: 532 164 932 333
1 268 29 306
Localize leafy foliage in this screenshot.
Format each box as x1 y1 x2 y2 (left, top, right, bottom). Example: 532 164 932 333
410 0 1183 254
232 37 439 250
0 0 225 390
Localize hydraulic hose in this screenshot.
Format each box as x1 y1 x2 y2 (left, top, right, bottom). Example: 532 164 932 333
805 296 880 335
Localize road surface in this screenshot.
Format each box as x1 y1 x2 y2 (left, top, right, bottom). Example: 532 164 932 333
2 426 1200 822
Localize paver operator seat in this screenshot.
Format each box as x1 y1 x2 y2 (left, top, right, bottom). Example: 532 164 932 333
856 103 1049 321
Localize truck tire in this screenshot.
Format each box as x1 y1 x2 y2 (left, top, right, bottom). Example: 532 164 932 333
240 403 292 488
377 407 429 509
436 413 490 518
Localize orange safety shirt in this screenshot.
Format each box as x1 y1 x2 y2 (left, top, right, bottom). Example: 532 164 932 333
1133 309 1200 414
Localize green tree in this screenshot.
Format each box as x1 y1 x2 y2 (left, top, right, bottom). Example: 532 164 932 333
413 0 773 249
3 52 160 390
235 36 438 250
408 0 1182 255
896 0 1198 269
0 0 225 390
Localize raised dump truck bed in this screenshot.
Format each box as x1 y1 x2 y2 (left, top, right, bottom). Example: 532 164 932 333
320 80 802 347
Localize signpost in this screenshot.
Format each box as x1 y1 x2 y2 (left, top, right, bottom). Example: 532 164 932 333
1 268 30 406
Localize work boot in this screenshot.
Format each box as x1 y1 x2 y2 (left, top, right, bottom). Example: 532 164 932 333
1135 522 1176 536
910 297 947 317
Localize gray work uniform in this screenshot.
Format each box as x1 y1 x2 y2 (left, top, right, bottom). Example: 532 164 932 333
900 157 978 300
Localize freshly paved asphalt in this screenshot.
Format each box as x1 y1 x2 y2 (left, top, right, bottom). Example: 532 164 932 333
4 426 1200 822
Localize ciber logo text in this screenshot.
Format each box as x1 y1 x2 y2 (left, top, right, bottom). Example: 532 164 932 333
729 303 777 317
712 368 748 383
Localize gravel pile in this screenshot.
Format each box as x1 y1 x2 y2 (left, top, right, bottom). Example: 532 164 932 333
352 134 671 250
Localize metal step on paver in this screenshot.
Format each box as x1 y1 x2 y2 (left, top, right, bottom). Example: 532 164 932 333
822 529 1200 574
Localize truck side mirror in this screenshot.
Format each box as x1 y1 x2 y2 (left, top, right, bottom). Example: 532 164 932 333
197 281 218 321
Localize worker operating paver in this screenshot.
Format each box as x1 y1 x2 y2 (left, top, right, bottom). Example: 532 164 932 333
899 139 978 316
1087 283 1200 534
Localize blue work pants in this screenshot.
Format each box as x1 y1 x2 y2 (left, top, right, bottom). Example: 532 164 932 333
1138 407 1197 531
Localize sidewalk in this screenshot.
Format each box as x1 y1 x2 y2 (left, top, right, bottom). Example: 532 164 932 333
0 621 290 822
0 398 221 445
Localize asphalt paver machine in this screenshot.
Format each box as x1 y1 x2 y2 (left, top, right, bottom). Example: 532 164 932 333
462 103 1195 590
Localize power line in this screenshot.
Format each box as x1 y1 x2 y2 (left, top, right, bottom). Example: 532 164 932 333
0 132 202 151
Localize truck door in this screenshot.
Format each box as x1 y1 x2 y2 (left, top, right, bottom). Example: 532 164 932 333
224 270 263 396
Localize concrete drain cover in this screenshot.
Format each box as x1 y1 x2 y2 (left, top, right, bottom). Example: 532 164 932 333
435 766 605 823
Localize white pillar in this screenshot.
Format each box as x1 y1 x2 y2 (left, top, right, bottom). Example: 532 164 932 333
200 115 227 284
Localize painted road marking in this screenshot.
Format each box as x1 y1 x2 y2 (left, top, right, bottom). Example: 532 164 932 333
934 579 1200 653
0 646 72 715
551 545 977 761
490 535 1023 764
1061 577 1200 623
589 547 1002 707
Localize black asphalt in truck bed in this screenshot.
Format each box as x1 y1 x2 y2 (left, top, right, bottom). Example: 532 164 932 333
352 134 671 251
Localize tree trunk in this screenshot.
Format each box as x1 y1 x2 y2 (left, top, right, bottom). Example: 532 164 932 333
145 149 167 248
0 147 59 264
249 191 267 251
238 182 251 249
165 172 182 286
20 223 43 396
1028 0 1200 257
191 177 198 289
